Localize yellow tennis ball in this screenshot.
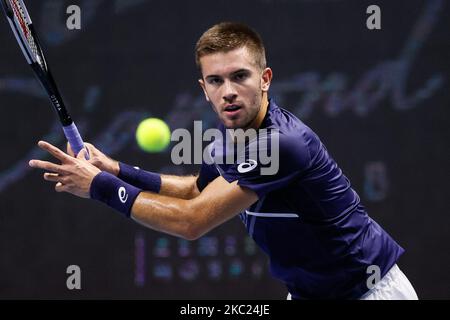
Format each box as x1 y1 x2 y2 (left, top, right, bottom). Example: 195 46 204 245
136 118 171 153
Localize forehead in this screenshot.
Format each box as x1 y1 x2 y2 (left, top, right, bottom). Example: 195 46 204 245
200 47 258 77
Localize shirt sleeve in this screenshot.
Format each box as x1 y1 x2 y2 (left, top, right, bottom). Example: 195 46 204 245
196 162 220 192
220 132 312 198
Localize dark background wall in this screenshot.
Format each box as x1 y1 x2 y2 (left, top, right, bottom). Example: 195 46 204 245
0 0 448 299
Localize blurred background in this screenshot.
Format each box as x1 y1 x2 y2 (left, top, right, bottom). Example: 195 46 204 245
0 0 448 299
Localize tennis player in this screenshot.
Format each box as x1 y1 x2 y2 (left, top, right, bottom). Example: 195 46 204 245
29 22 418 300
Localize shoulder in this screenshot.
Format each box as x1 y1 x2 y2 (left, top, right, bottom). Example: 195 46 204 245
264 101 322 166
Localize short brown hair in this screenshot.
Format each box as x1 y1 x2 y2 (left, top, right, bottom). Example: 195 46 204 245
195 22 267 72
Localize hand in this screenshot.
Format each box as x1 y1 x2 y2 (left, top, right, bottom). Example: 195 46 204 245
29 141 102 198
67 142 120 176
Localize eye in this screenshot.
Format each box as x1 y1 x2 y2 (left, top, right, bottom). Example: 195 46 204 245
208 78 223 85
233 72 248 81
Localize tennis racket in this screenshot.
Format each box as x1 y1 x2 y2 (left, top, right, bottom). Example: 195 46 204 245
0 0 88 158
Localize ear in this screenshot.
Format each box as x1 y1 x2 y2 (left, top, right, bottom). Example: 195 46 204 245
198 78 210 102
261 67 273 92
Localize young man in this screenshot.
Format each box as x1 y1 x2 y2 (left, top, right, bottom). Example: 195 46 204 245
29 22 418 300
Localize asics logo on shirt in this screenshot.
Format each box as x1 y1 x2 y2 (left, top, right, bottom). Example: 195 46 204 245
118 187 129 203
237 159 257 173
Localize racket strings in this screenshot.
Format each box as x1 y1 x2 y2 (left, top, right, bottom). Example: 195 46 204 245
9 0 43 68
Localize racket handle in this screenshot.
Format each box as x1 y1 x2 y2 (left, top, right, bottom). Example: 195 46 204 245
62 122 90 160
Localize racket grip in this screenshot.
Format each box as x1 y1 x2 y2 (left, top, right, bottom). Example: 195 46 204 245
62 122 90 160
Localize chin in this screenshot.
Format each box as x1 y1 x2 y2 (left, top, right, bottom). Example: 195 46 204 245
221 118 243 129
223 122 238 129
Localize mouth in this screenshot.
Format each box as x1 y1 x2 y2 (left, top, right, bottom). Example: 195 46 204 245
224 104 242 115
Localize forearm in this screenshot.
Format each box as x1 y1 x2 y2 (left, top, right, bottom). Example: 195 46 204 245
89 171 199 239
89 172 256 241
130 179 254 241
118 162 199 200
130 192 198 239
160 174 200 199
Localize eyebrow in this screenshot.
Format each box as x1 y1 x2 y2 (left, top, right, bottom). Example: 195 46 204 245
205 68 251 81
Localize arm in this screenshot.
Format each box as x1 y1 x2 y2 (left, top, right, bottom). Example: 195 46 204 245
131 176 257 240
159 174 200 200
68 142 200 199
29 141 256 241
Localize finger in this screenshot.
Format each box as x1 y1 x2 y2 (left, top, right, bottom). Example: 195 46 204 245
44 172 61 182
85 143 95 153
84 144 93 157
55 182 67 193
29 159 65 174
38 141 72 163
77 148 87 160
44 173 70 184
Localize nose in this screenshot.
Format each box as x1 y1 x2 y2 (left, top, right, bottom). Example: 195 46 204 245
222 80 238 103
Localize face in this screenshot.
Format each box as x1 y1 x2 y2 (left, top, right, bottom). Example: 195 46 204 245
198 46 272 129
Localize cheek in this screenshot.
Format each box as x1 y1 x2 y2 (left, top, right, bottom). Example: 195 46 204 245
208 97 222 114
250 81 263 98
251 92 261 106
208 90 222 103
210 103 220 114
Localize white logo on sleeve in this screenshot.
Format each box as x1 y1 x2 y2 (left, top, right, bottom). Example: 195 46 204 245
118 187 129 203
237 159 258 173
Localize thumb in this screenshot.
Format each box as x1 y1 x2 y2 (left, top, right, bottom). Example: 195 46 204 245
77 148 87 160
66 142 75 157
